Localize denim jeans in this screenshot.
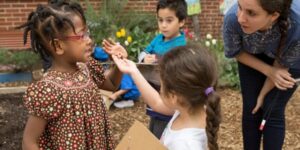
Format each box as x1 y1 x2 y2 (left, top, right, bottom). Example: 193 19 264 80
238 53 300 150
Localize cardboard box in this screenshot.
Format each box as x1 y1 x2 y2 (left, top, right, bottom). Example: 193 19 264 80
100 90 114 110
116 120 167 150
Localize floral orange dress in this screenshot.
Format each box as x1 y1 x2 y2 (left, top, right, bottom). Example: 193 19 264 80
23 58 114 150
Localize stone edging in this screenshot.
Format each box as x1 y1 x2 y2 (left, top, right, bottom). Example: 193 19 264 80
0 86 27 94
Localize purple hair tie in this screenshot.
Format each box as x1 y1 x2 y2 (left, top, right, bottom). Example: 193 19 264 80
205 87 214 96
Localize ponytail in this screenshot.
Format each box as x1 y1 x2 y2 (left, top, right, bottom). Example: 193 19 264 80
205 92 221 150
276 0 292 59
259 0 293 60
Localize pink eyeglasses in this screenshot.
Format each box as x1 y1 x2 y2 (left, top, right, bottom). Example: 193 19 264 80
59 30 90 41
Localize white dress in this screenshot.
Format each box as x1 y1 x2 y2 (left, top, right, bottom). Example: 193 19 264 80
160 111 208 150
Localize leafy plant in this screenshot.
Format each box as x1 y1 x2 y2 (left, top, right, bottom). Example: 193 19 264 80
85 0 156 44
126 27 155 61
0 49 41 72
203 34 240 88
85 0 157 57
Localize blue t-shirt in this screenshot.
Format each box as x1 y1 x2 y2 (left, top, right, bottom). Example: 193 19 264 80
145 32 186 56
223 0 300 69
120 74 140 100
93 46 109 62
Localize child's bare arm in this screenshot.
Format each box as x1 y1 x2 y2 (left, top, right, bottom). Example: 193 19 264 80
101 39 128 91
112 56 174 115
101 66 123 91
109 89 128 100
22 115 47 150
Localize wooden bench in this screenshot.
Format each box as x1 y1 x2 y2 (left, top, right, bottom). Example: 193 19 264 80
0 31 31 50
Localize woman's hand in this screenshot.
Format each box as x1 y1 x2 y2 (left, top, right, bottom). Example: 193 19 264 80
111 55 138 75
102 39 128 59
268 66 295 90
252 95 264 114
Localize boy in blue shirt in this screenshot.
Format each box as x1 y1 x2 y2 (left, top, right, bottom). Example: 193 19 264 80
138 0 187 139
110 73 141 108
94 46 140 108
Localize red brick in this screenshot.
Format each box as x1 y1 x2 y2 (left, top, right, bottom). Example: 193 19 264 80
12 4 25 7
0 27 7 30
6 9 20 13
7 17 20 22
21 8 35 12
0 22 12 26
0 0 225 38
0 4 11 8
13 13 26 17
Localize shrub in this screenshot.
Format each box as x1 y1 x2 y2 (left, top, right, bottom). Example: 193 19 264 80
85 0 157 61
0 49 41 72
203 34 240 88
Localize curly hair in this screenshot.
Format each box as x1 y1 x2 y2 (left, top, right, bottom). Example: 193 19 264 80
16 0 86 63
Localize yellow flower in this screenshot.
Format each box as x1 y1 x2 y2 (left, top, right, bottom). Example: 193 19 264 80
127 36 132 43
116 31 122 38
120 28 126 37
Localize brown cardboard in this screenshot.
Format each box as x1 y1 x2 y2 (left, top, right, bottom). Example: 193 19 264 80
100 90 114 110
137 65 160 87
116 120 167 150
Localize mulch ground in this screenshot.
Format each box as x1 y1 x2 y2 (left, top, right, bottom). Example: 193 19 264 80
0 88 299 150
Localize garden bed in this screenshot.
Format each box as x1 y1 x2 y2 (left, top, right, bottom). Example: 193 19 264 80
0 88 299 149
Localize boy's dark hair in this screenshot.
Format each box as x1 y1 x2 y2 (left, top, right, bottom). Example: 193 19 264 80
16 0 85 63
159 44 221 150
156 0 187 21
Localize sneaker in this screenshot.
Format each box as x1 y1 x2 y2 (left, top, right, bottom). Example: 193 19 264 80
113 100 134 108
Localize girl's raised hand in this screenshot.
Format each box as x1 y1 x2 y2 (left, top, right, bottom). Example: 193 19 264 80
111 55 138 75
102 39 128 59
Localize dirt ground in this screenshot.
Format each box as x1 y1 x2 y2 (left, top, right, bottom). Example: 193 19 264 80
0 88 300 150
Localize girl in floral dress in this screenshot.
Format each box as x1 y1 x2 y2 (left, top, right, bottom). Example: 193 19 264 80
18 1 127 149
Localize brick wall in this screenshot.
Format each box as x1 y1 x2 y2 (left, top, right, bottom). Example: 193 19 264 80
0 0 224 38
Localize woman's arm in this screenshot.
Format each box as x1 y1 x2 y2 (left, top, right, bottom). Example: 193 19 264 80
252 78 274 114
236 51 273 76
22 115 47 150
236 51 295 89
252 60 290 113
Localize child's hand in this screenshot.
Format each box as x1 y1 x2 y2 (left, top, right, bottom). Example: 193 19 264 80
109 94 117 101
252 96 264 114
102 39 128 59
144 54 157 64
111 55 138 75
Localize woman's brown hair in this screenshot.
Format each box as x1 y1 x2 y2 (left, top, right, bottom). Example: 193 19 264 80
258 0 293 59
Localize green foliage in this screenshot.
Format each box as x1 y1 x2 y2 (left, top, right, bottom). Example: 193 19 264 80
85 0 157 61
0 49 41 72
123 27 156 61
203 35 240 88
